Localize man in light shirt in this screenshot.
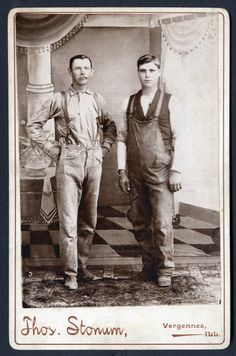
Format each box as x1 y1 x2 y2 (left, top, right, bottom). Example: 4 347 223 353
27 55 117 290
117 54 181 287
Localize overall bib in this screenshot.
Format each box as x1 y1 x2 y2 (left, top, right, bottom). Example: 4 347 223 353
127 89 174 277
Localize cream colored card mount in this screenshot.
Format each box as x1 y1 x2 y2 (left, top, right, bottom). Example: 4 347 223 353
8 7 230 350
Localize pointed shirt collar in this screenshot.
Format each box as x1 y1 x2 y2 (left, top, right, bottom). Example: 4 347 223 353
69 85 93 96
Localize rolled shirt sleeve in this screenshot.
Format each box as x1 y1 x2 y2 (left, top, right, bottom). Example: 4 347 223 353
169 95 182 173
117 98 129 171
96 94 117 151
26 93 63 155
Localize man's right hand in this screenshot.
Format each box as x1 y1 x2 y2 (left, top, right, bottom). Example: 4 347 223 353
118 170 131 194
43 143 61 162
49 146 61 161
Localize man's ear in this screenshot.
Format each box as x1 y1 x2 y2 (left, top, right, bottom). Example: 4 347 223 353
68 67 72 76
90 67 95 77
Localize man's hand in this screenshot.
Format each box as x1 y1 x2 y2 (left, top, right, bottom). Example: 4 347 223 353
49 145 61 161
118 169 131 194
168 170 182 192
102 147 109 159
42 142 60 162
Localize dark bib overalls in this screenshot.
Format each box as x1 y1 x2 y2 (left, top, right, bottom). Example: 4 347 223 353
127 89 174 277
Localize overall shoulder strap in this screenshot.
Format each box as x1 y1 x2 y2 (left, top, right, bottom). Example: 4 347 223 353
154 83 165 118
126 94 136 116
126 94 136 130
155 83 173 149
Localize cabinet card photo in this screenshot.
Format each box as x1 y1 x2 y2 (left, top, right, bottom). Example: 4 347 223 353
8 7 230 350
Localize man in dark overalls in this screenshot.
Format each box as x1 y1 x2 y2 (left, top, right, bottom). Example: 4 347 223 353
117 54 182 287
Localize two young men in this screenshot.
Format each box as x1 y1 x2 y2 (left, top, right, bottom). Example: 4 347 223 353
27 53 181 290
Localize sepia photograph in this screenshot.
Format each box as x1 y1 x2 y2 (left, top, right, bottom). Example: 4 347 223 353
9 7 230 350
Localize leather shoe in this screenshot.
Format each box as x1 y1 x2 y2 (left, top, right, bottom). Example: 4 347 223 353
78 267 101 281
64 275 78 290
157 276 171 287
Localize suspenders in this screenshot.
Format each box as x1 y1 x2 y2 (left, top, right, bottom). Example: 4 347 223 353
61 91 101 118
60 91 70 144
154 86 165 119
59 90 102 144
61 91 69 120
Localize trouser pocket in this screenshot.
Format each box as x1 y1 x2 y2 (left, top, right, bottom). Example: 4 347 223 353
92 147 103 167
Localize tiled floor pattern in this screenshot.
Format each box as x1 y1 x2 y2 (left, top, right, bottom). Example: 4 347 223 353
22 205 220 282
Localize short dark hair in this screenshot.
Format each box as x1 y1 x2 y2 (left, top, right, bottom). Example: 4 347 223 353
69 55 93 70
137 54 160 70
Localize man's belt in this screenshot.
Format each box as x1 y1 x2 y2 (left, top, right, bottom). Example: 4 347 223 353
62 141 101 150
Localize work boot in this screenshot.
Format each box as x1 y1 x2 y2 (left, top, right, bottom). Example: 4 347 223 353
78 266 101 281
64 275 78 290
157 276 171 287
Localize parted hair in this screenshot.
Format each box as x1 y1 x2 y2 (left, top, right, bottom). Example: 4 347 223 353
137 54 160 70
69 55 93 69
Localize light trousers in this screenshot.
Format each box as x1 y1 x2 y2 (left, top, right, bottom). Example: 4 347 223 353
56 145 102 277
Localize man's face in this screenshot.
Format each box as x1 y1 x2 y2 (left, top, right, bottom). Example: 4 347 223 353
69 58 94 86
138 61 160 88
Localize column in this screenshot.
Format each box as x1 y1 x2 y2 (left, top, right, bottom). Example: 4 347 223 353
26 45 55 135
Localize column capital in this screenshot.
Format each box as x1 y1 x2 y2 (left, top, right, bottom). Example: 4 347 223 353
28 45 51 55
26 83 54 94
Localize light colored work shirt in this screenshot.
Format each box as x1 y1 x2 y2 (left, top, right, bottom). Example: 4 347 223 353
66 87 99 147
27 85 116 153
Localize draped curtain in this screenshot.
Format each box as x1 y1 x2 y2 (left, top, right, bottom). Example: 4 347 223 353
159 15 219 210
16 14 87 47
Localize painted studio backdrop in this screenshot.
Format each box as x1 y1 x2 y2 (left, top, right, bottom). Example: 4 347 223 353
16 12 220 270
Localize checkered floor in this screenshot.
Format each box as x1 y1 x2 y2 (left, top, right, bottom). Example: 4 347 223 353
22 205 220 281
